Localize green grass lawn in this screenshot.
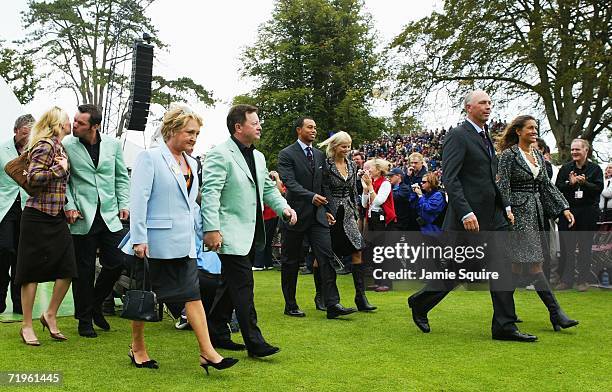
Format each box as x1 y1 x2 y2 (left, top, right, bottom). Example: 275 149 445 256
0 271 610 392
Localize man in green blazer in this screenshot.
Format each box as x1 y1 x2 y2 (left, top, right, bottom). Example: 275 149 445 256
0 114 34 314
63 104 130 337
201 104 296 358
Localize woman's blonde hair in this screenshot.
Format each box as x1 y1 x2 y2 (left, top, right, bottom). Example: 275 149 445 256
408 152 424 162
318 131 352 158
160 106 203 142
28 106 68 150
366 157 392 176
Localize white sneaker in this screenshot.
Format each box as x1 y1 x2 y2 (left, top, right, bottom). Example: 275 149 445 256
252 266 264 271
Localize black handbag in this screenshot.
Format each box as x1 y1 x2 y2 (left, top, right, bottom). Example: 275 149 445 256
120 256 161 322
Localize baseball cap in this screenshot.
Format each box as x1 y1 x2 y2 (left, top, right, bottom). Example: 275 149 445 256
387 167 404 176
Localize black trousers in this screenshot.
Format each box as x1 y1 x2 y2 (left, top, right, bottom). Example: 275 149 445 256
367 213 393 288
71 223 127 323
200 270 234 344
0 250 20 313
408 230 519 335
253 218 278 268
218 251 268 351
281 224 340 309
558 205 598 285
0 202 22 313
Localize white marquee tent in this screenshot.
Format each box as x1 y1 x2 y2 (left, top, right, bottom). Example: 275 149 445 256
0 77 24 142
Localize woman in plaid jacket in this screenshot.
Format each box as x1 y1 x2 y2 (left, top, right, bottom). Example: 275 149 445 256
14 106 76 346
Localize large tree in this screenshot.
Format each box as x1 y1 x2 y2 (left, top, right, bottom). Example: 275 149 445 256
21 0 214 134
390 0 611 161
240 0 385 166
0 42 39 104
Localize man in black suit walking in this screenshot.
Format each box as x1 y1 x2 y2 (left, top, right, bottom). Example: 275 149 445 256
407 90 537 342
278 117 356 319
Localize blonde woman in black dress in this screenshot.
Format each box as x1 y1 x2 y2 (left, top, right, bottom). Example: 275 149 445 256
15 107 75 345
497 115 578 331
320 131 376 311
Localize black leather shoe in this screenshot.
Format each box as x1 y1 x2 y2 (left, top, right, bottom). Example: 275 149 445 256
326 304 356 319
314 295 326 311
492 330 538 342
408 297 430 333
213 340 246 351
78 321 97 338
93 312 111 331
284 308 306 317
248 345 280 358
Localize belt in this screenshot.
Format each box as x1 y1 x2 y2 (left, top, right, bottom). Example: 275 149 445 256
511 182 540 193
331 191 350 198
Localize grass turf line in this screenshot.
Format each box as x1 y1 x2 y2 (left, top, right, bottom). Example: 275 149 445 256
0 272 610 392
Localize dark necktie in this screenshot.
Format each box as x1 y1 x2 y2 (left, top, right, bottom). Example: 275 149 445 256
479 131 492 157
305 146 314 169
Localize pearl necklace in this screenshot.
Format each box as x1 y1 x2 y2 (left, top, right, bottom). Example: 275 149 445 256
519 146 539 167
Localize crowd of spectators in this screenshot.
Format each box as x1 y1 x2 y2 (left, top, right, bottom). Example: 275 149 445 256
357 119 508 176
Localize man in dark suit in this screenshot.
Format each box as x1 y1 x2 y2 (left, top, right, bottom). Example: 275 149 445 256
407 90 537 342
278 117 356 319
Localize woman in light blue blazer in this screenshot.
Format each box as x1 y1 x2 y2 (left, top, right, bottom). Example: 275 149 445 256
119 107 237 374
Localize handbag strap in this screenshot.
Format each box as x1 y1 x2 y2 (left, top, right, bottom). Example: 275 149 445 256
142 256 151 291
128 255 152 291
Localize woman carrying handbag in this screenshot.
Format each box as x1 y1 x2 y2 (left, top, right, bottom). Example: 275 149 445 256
14 107 76 346
119 106 237 374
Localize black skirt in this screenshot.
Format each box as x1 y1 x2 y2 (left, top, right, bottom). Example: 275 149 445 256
131 256 200 303
15 207 77 285
330 205 359 257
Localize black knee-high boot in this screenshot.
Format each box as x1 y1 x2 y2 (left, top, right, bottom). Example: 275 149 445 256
312 266 326 311
352 264 376 311
533 272 579 331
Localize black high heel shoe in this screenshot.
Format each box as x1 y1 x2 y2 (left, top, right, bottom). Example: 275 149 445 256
199 355 238 375
128 346 159 369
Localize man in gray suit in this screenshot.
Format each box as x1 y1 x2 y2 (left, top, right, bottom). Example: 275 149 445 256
408 90 537 342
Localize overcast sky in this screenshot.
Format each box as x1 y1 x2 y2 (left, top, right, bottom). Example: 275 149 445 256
1 1 607 160
0 0 447 154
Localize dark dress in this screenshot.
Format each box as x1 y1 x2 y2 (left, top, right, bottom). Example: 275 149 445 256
497 145 569 264
15 138 77 284
322 157 364 256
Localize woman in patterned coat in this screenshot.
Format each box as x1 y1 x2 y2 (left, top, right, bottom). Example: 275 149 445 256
319 131 376 312
496 115 578 331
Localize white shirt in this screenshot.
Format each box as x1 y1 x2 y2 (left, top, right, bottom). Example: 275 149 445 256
601 177 612 210
362 179 391 215
519 148 541 178
297 139 313 156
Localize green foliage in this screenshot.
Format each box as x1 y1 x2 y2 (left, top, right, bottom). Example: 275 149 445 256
22 0 163 107
390 0 611 161
151 76 215 108
240 0 385 165
386 111 423 135
21 0 213 135
0 42 39 104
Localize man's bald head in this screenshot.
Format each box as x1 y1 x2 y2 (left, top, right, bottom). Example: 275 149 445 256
464 90 492 127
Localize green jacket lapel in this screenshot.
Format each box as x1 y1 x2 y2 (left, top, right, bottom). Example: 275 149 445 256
228 141 254 183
